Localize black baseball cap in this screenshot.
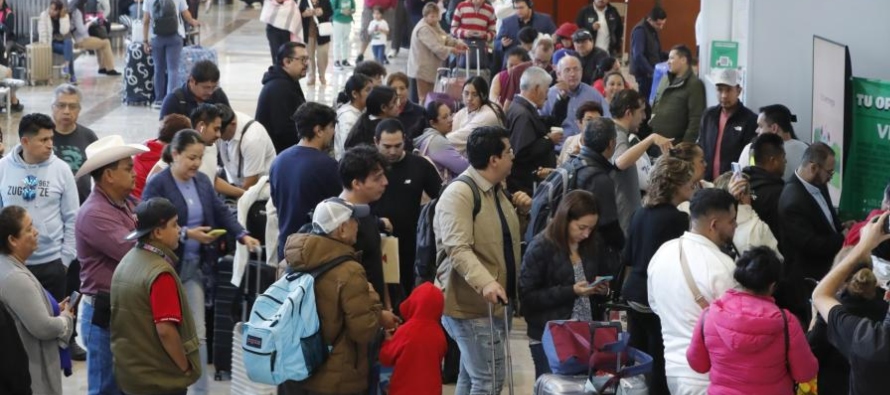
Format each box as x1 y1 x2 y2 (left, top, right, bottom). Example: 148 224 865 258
572 30 593 42
124 198 179 241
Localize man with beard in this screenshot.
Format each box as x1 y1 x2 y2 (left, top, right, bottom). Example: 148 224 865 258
269 102 342 260
371 119 442 298
648 189 739 395
256 42 309 153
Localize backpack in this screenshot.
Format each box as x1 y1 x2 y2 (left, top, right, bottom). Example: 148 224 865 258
152 0 179 36
414 175 481 285
242 255 352 385
525 156 598 243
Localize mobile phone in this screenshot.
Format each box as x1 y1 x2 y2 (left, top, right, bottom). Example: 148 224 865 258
69 291 81 305
207 229 227 237
587 276 614 288
731 162 743 176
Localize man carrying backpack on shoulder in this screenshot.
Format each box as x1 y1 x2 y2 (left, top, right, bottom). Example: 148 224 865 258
281 197 387 395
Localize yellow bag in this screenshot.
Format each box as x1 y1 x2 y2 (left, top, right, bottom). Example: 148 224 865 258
797 379 817 395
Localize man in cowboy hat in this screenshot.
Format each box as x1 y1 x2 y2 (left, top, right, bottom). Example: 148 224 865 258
74 135 149 395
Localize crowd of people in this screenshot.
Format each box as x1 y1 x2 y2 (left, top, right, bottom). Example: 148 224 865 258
0 1 888 395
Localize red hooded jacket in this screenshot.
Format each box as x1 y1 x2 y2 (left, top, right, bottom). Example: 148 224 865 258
379 283 447 395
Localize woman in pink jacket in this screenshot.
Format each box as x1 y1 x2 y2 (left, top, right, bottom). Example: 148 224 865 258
686 247 818 394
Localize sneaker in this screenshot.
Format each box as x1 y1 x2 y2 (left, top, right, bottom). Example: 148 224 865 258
383 58 390 65
341 60 352 68
10 101 23 112
356 54 364 63
334 60 342 70
151 101 162 110
105 69 121 76
98 68 107 74
70 342 87 361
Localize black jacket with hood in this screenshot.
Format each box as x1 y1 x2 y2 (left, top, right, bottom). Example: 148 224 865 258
256 65 306 154
744 165 785 241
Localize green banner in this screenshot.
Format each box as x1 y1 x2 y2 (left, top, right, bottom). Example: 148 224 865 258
839 77 890 219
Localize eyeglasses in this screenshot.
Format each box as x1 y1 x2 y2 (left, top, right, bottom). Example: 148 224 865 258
52 102 81 110
286 56 310 64
22 175 38 202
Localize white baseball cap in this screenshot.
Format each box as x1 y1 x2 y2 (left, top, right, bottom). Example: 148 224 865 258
712 68 742 87
311 198 370 235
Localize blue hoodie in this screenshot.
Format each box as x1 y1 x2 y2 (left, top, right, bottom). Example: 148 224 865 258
0 145 78 266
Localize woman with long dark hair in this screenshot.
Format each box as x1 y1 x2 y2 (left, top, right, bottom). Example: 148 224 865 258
300 0 333 86
335 73 373 159
519 190 615 378
448 76 506 155
344 85 400 149
414 100 468 181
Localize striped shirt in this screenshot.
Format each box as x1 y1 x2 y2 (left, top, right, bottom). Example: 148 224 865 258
450 1 497 41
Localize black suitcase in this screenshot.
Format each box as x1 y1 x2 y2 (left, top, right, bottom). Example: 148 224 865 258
212 255 239 380
123 42 154 105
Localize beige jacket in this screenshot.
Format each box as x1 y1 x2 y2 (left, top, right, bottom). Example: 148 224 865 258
434 167 521 319
408 21 458 83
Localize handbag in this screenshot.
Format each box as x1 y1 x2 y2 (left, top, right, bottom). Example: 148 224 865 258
679 240 709 309
306 0 332 36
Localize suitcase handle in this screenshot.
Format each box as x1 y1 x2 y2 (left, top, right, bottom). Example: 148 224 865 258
487 301 515 395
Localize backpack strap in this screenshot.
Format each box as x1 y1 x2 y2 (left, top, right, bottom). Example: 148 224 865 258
286 255 353 281
679 240 709 309
236 120 257 179
453 175 481 220
779 308 791 378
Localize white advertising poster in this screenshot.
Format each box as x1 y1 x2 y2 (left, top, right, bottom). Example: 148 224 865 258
811 36 847 204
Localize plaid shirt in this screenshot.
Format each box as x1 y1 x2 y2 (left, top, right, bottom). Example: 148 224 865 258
450 1 496 41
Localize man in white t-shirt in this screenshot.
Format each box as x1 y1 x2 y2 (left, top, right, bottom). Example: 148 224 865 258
216 104 277 190
575 0 623 56
648 188 739 395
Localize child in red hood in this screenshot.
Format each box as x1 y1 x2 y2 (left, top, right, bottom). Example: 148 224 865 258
379 282 447 395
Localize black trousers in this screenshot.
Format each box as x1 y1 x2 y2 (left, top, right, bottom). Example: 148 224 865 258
26 259 67 302
627 308 669 395
266 24 292 64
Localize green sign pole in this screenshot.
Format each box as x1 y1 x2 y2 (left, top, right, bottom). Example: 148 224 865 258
710 41 739 69
839 77 890 219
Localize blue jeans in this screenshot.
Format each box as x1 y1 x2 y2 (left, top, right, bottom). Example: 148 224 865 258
441 310 510 395
52 39 74 77
180 258 209 395
150 34 183 103
372 44 385 63
529 342 551 379
81 298 123 395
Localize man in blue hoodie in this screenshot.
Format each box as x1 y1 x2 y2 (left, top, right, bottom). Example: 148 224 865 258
0 113 79 302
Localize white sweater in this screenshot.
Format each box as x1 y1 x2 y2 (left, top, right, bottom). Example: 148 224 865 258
648 232 738 381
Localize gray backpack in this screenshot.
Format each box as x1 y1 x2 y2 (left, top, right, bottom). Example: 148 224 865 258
152 0 179 36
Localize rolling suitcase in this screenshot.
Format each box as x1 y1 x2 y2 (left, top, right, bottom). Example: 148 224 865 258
123 42 155 105
25 43 51 86
230 323 277 395
178 27 217 86
533 374 588 395
213 255 240 380
424 67 461 112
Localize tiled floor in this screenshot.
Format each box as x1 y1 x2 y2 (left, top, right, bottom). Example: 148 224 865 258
16 2 541 394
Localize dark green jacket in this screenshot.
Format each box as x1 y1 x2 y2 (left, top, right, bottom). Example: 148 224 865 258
111 242 201 395
649 69 706 142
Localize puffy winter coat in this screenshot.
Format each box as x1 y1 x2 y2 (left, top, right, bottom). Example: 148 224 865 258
686 289 818 395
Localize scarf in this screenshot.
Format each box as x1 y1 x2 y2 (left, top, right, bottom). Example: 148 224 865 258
43 290 73 377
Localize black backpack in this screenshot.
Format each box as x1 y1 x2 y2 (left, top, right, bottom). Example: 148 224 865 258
152 0 179 36
414 175 481 285
524 156 600 243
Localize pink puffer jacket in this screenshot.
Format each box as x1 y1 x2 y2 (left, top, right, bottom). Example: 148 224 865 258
686 289 818 395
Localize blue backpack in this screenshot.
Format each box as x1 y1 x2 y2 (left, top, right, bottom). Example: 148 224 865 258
241 255 352 385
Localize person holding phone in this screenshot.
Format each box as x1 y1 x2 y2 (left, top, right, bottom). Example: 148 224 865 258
519 190 615 378
0 205 75 395
142 129 259 395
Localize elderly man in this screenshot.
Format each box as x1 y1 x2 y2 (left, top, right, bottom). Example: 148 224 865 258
52 84 99 204
493 0 555 73
506 66 566 195
530 35 557 82
650 44 706 142
75 135 149 395
542 55 609 141
698 68 757 181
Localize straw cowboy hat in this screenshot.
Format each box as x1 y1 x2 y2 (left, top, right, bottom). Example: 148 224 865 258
75 135 149 179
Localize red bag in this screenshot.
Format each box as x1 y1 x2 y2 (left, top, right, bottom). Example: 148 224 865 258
541 321 625 375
